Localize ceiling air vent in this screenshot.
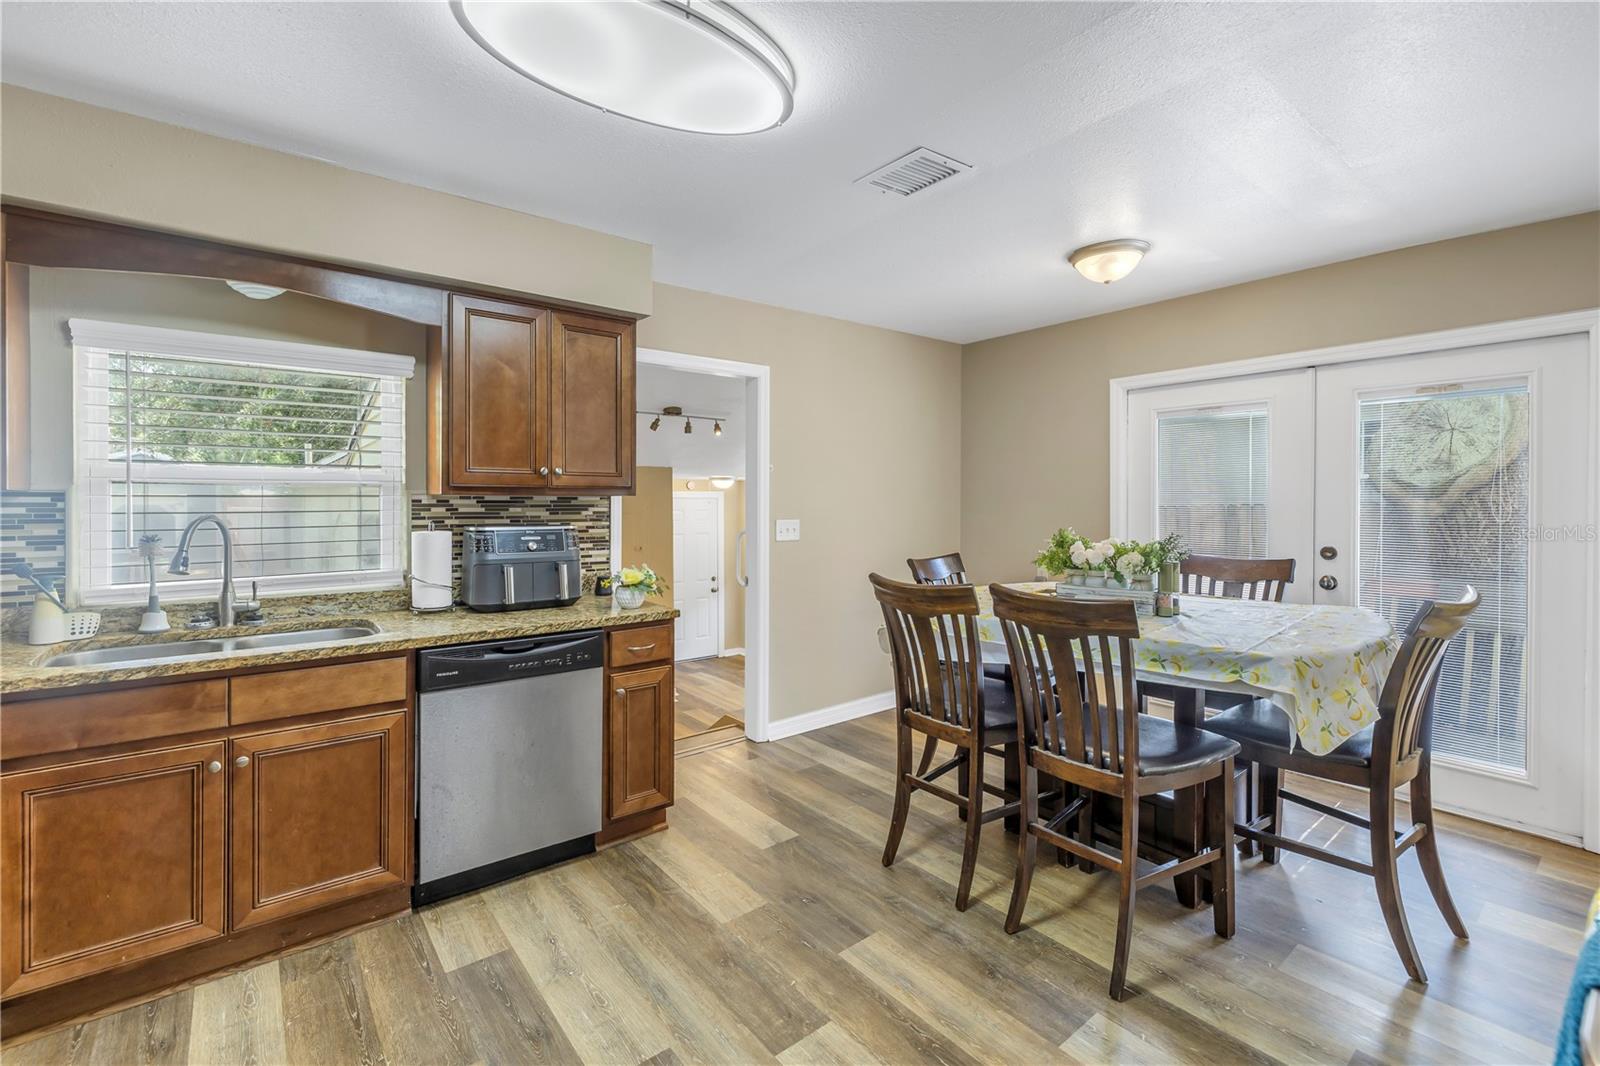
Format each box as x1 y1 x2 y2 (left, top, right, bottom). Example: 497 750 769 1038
854 147 972 197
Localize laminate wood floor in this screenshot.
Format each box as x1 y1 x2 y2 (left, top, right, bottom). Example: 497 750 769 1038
7 709 1595 1065
676 654 744 739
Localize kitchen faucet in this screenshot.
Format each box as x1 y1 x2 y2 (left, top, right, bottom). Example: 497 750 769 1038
167 514 259 627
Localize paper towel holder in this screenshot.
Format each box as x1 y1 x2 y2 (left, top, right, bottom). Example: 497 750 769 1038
408 522 457 613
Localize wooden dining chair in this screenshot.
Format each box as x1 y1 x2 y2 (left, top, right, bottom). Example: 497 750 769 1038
907 552 969 585
871 574 1023 911
990 583 1238 999
1200 587 1480 983
906 553 1009 775
1180 554 1297 602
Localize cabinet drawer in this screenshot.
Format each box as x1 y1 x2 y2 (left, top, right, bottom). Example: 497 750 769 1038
230 656 407 726
1 680 227 761
607 624 672 667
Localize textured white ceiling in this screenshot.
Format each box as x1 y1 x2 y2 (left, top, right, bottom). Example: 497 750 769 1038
2 2 1595 343
635 363 746 476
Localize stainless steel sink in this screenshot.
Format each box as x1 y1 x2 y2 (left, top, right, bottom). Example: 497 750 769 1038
230 626 380 651
43 622 381 668
45 641 230 668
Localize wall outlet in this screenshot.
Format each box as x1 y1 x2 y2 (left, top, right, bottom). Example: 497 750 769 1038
775 519 801 542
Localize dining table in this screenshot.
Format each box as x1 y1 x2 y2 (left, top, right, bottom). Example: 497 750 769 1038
883 581 1399 906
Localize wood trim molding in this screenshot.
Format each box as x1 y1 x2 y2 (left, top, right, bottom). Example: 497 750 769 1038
2 211 30 487
1 207 447 327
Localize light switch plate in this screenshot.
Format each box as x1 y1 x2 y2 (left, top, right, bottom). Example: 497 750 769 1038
775 519 801 542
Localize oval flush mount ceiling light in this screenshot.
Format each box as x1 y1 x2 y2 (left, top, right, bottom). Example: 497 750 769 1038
453 0 795 135
1067 239 1151 285
224 280 287 300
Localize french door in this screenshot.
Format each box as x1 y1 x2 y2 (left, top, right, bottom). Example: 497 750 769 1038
1124 333 1593 842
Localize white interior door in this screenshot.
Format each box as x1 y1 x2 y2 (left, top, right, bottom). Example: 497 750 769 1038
1125 370 1315 601
1313 334 1592 841
673 493 722 662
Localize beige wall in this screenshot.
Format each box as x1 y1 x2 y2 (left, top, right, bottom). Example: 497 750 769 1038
674 477 747 651
961 212 1600 582
641 285 962 723
24 268 429 489
1 86 652 316
619 466 674 604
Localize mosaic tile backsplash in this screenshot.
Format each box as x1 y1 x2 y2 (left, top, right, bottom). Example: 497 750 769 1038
410 494 612 595
0 492 611 617
1 491 67 606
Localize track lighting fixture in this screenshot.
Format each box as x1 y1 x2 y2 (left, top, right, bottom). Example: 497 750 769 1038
713 420 723 437
636 405 732 438
649 415 661 431
684 418 693 434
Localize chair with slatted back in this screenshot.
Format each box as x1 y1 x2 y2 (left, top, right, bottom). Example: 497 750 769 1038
906 554 1010 778
1201 587 1479 983
871 573 1023 911
907 552 969 585
1180 554 1297 602
990 583 1238 999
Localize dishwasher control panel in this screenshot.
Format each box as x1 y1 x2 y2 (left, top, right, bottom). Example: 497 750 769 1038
418 631 604 692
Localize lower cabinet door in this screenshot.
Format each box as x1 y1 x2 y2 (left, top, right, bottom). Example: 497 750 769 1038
606 664 675 820
1 741 227 996
230 711 408 931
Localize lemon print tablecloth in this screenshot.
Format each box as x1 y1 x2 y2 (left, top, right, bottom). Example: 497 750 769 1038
972 583 1398 756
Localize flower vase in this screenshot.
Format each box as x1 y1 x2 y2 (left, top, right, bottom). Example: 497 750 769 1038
615 585 646 610
1064 569 1087 586
1130 573 1155 591
1084 572 1107 588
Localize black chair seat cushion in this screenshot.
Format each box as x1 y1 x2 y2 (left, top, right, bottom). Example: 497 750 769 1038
981 675 1019 735
1202 699 1374 766
1050 712 1238 775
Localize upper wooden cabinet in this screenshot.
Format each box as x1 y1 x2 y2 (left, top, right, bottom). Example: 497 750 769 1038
432 294 635 495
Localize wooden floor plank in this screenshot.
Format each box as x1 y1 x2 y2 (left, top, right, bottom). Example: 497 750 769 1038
418 890 513 972
446 950 582 1066
187 962 288 1066
776 1020 885 1066
349 916 477 1066
630 820 766 922
278 938 387 1066
1478 900 1586 956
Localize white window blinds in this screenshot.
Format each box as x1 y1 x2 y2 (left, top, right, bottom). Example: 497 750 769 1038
71 319 414 607
1156 407 1269 558
1356 381 1530 774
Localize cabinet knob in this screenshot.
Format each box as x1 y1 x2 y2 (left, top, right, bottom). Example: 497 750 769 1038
235 755 251 768
615 688 627 701
539 466 550 476
207 760 222 774
554 467 564 476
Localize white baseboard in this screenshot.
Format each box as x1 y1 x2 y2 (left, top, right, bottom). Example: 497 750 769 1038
721 647 746 658
764 690 893 741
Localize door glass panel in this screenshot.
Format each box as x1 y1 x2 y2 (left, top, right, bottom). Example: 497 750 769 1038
1157 407 1269 557
1356 381 1530 773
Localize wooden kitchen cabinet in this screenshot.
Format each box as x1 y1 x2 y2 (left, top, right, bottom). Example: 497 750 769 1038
433 294 636 494
229 710 409 931
606 663 675 820
550 310 635 492
446 294 551 490
1 741 227 996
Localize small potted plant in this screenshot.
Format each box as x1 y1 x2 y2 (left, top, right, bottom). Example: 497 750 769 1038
1114 543 1152 589
1035 528 1089 583
612 564 665 610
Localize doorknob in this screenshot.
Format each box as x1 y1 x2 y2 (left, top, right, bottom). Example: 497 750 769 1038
1319 575 1338 591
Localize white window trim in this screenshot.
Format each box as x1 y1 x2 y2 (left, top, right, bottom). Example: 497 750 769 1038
69 319 415 607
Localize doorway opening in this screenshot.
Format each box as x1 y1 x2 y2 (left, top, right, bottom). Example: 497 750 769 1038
611 348 770 756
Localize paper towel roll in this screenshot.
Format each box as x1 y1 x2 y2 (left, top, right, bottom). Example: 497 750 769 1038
411 530 454 611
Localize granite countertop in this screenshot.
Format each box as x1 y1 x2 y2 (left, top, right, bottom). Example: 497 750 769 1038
0 596 677 696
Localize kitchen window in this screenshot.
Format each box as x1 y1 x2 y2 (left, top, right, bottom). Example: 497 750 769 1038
70 319 414 606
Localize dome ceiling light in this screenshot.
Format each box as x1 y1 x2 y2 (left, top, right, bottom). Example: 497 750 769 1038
453 0 795 136
1068 239 1151 285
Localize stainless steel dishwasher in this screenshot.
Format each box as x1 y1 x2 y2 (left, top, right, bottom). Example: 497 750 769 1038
414 630 603 906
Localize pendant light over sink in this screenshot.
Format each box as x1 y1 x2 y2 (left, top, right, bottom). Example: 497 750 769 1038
453 0 795 135
1068 239 1151 284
